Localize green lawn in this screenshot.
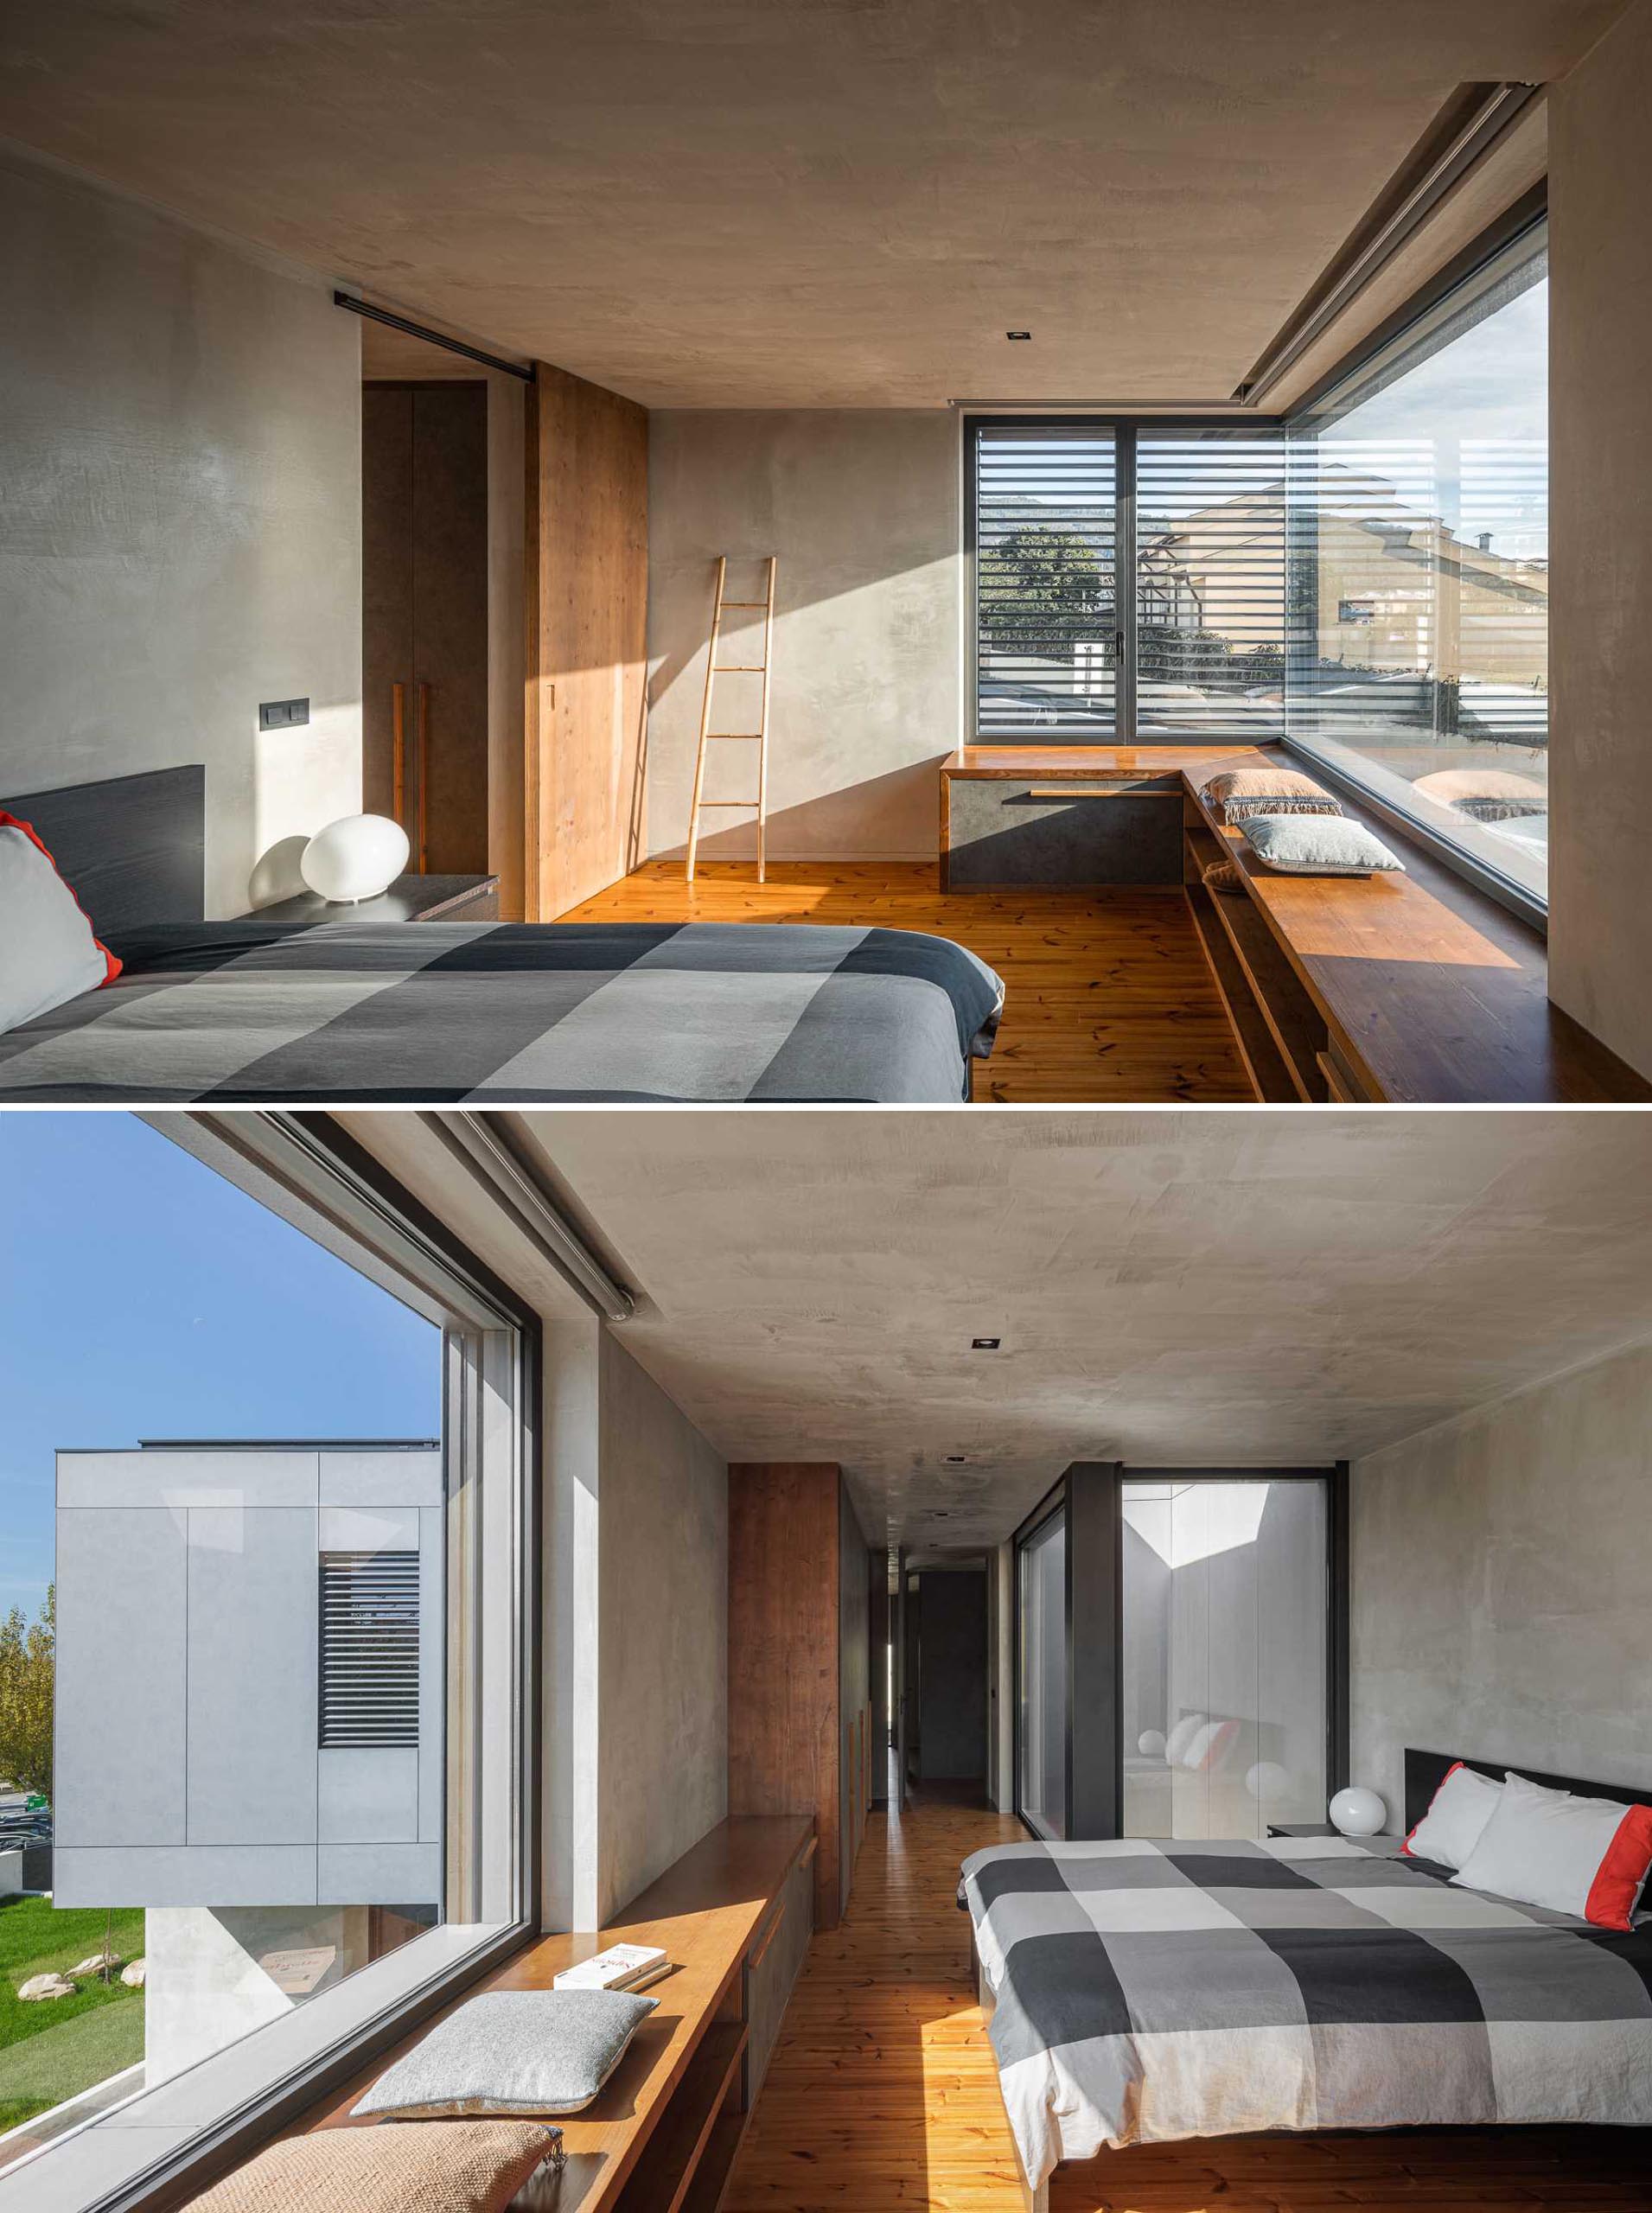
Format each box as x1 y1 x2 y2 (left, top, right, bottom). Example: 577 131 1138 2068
0 1896 145 2132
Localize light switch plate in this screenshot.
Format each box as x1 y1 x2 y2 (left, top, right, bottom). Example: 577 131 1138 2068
258 698 310 730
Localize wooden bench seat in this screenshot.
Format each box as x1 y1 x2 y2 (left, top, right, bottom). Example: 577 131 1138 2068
943 745 1649 1103
285 1817 815 2213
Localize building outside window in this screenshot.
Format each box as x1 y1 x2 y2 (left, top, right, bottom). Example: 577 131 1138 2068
0 1114 534 2209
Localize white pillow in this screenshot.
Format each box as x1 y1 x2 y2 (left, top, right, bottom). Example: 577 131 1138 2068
0 813 118 1031
1403 1761 1503 1869
1162 1713 1205 1767
1452 1770 1652 1930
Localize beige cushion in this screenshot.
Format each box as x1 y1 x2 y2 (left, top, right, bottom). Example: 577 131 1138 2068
1202 859 1243 892
1198 766 1342 825
182 2119 562 2213
1411 768 1547 822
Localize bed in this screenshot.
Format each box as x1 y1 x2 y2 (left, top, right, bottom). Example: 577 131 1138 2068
0 769 1002 1102
960 1747 1652 2208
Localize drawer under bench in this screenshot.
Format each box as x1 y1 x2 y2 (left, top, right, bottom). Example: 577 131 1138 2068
940 769 1183 888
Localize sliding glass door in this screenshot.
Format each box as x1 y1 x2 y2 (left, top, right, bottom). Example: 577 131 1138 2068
1016 1505 1068 1840
1121 1476 1330 1838
970 420 1286 743
1011 1464 1343 1844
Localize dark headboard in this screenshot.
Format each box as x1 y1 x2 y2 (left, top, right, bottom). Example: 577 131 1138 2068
1405 1746 1652 1833
2 765 205 933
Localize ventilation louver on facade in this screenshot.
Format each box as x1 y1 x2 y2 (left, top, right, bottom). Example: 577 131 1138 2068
319 1552 420 1748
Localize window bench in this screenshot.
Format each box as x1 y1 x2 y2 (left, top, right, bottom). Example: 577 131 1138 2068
941 747 1649 1102
290 1817 815 2213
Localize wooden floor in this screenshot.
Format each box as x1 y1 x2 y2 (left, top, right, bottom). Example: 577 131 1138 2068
558 863 1250 1103
725 1790 1652 2213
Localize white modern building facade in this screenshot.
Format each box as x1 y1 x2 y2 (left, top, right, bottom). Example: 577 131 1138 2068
54 1441 445 2082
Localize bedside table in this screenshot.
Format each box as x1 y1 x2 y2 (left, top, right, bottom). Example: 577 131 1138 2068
1268 1822 1403 1853
247 872 501 925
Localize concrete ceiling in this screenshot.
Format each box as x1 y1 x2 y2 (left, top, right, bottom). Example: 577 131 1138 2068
519 1110 1652 1555
0 2 1622 407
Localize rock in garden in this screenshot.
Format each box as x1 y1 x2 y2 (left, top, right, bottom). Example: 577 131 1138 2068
18 1973 74 2000
120 1959 146 1988
67 1953 122 1980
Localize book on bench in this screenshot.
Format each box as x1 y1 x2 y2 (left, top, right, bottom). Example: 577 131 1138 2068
552 1942 671 1994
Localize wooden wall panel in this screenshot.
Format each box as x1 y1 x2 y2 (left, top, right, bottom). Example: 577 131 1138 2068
524 361 648 920
728 1464 843 1932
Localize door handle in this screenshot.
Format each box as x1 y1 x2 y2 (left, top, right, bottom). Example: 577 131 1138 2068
415 680 430 872
392 682 406 827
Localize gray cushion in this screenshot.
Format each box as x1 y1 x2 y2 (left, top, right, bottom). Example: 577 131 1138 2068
0 820 111 1032
353 1990 657 2121
1243 813 1404 877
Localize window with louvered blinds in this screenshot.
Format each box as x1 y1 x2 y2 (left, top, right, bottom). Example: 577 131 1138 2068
973 423 1118 739
319 1552 420 1748
1135 428 1286 739
969 420 1286 743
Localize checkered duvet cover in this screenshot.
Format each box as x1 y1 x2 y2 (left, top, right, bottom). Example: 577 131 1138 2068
960 1835 1652 2187
0 918 1003 1102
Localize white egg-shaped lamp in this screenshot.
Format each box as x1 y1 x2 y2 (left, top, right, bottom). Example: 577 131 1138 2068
1245 1760 1289 1804
1329 1785 1387 1837
1138 1729 1167 1760
300 814 410 903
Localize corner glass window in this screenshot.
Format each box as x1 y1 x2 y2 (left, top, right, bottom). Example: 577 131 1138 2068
1284 225 1549 903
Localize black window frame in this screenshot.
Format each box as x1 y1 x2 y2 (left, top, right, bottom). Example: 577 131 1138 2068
966 414 1292 748
1011 1462 1349 1844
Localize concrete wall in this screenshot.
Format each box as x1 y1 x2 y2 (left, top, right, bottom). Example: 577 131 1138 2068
596 1334 728 1920
1350 1337 1652 1822
0 145 363 918
645 411 960 863
1548 7 1652 1081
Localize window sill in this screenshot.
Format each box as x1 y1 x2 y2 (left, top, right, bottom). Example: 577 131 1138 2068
1281 731 1548 934
1 1921 523 2213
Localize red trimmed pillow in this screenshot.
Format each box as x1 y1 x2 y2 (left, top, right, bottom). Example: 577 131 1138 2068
0 809 121 1031
1401 1759 1503 1868
1451 1770 1652 1931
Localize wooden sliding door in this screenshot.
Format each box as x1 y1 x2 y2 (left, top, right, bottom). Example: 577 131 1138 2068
524 362 648 919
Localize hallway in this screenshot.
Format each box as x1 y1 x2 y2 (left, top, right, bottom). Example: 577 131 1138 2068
724 1792 1652 2213
724 1789 1023 2213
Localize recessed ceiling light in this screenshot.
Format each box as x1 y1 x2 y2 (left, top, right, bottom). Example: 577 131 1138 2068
972 1336 1001 1350
943 1453 967 1465
1005 330 1031 341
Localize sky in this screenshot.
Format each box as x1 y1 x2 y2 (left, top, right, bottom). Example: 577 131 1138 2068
0 1114 440 1623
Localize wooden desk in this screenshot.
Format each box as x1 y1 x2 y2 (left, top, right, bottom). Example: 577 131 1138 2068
941 744 1649 1103
296 1818 815 2213
941 745 1264 890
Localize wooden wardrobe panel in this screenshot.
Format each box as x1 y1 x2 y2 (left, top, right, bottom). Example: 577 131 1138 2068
728 1464 843 1931
525 362 648 919
411 383 490 875
361 386 413 825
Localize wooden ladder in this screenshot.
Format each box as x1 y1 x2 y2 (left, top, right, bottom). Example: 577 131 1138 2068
686 555 776 883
